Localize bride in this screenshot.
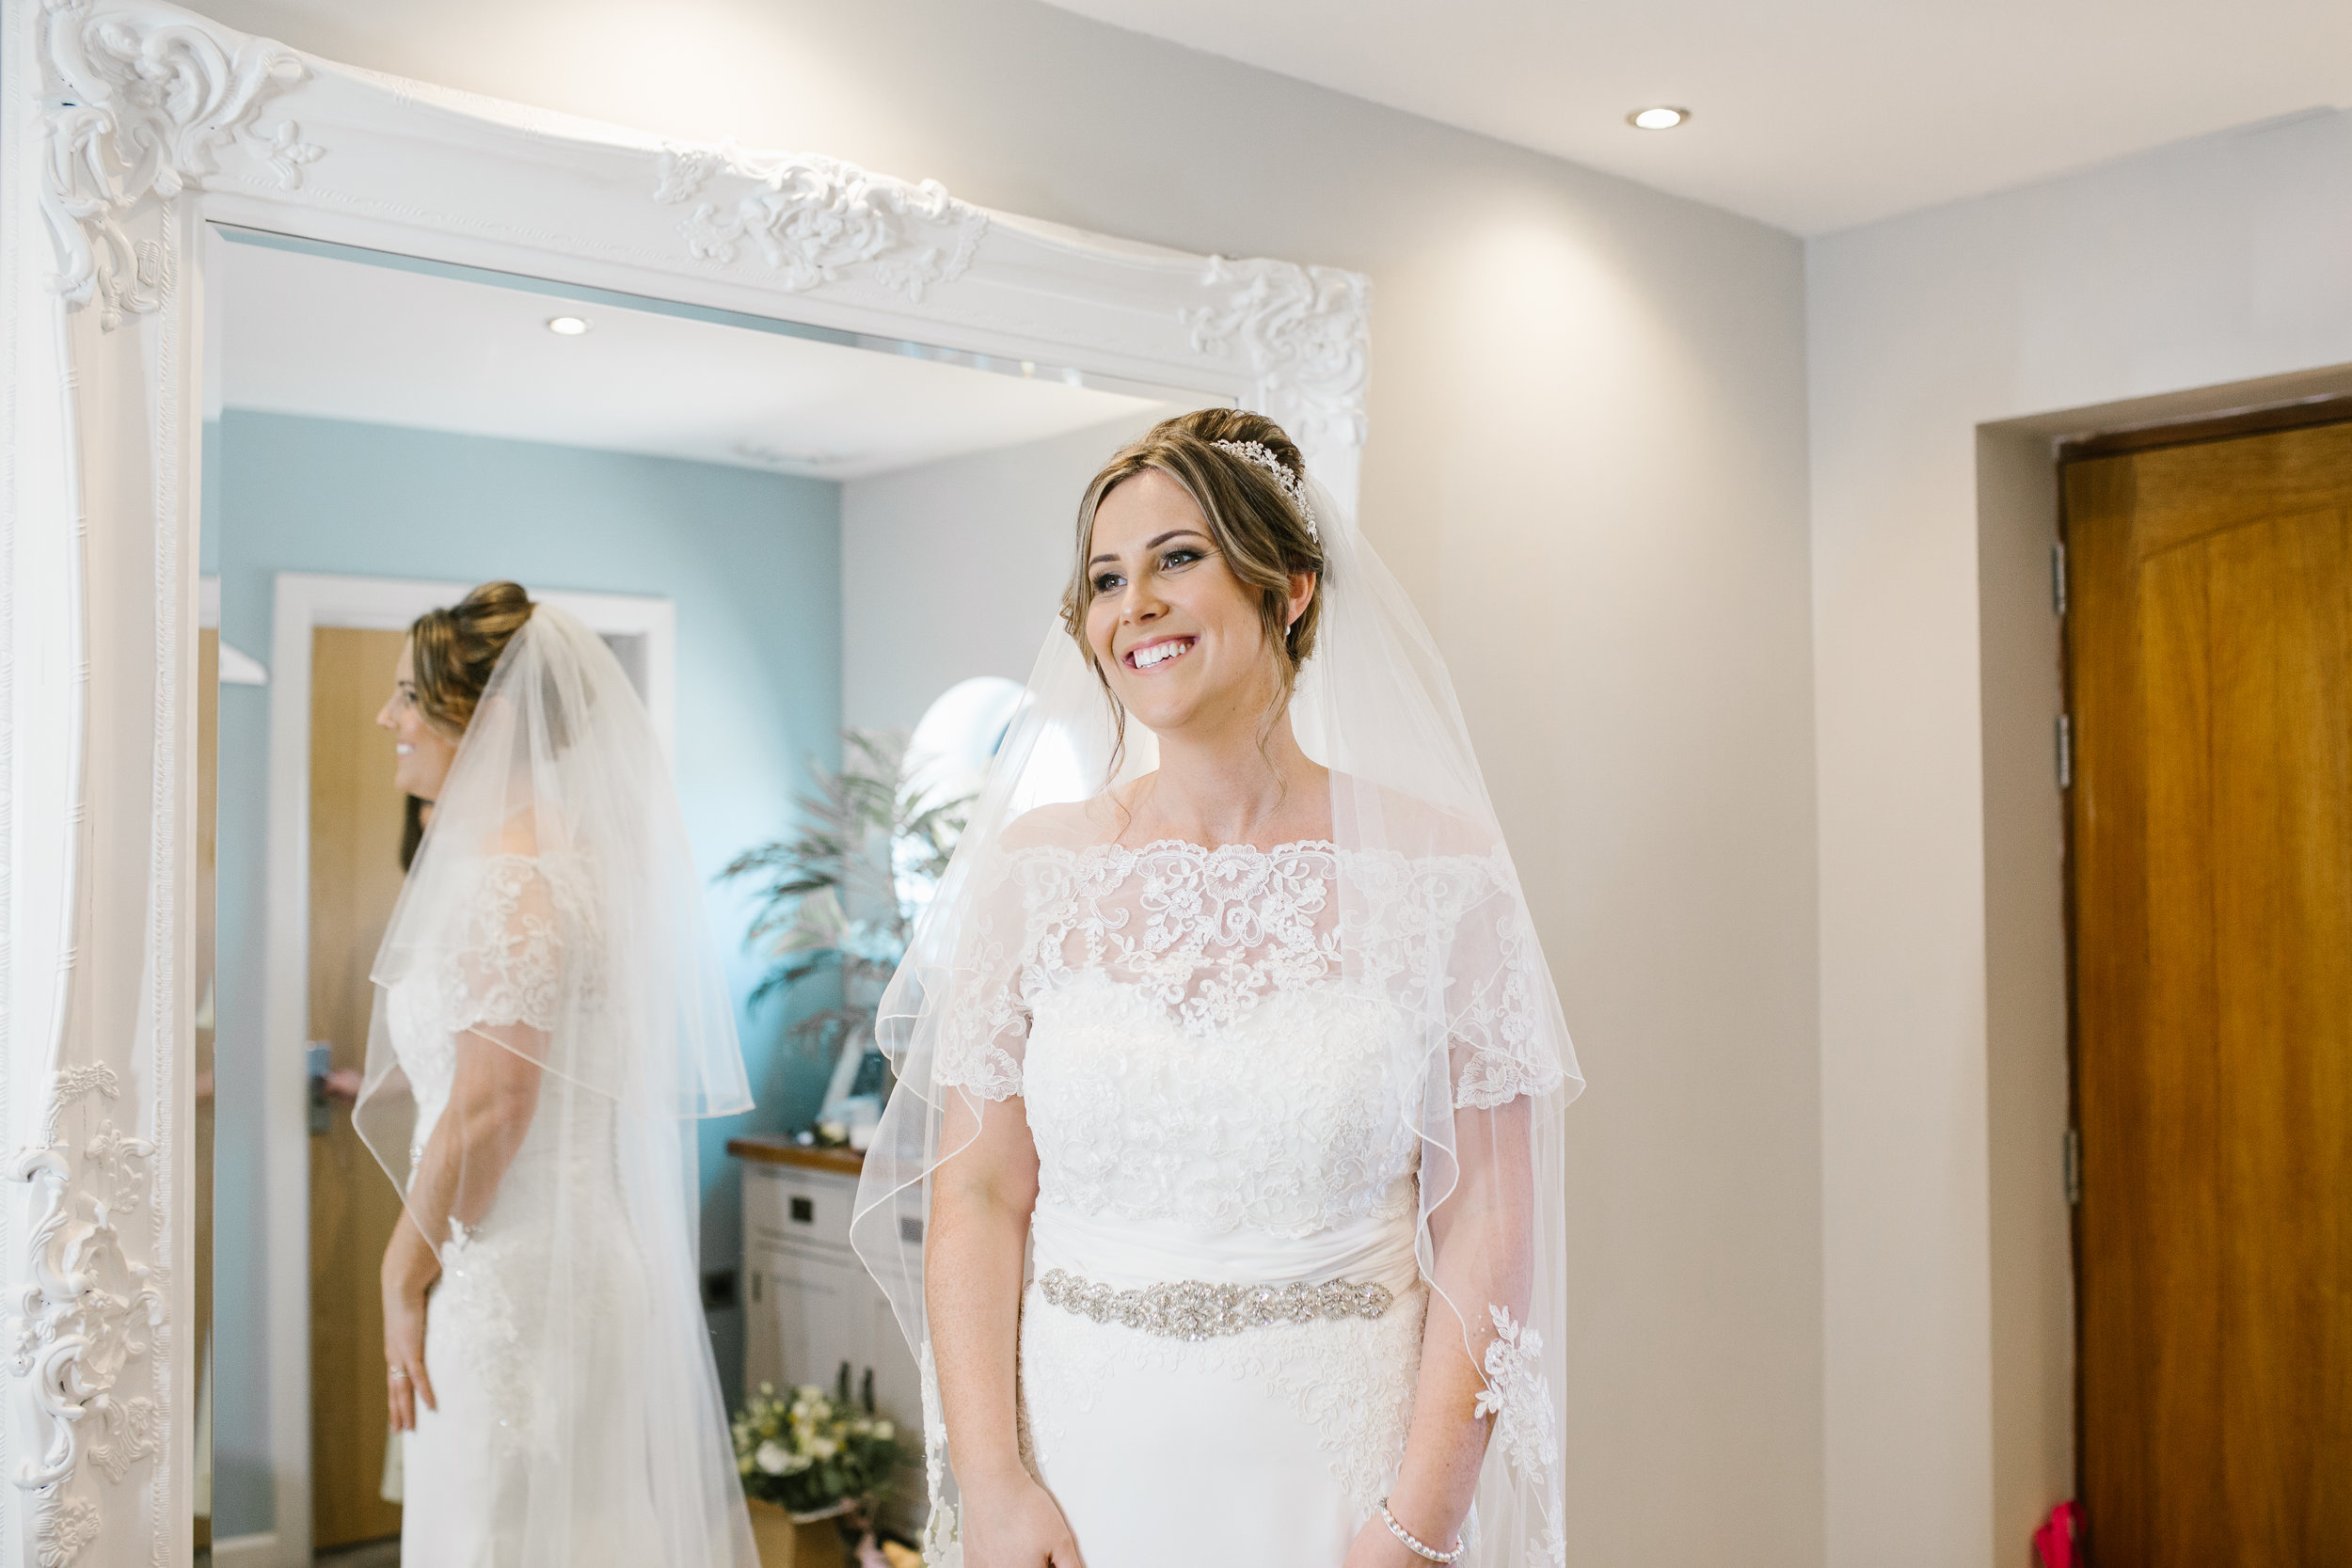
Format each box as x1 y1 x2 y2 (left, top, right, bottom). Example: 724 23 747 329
356 581 757 1567
854 412 1581 1567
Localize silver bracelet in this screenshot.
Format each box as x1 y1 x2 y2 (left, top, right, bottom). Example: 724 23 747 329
1377 1499 1465 1563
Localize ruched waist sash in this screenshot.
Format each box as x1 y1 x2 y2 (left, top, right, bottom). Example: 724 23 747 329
1029 1200 1422 1296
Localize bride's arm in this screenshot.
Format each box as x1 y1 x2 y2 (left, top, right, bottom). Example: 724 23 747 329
381 1023 547 1430
926 1088 1086 1567
1351 1093 1536 1566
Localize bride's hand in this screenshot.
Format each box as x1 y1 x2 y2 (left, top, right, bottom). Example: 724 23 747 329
380 1226 440 1432
959 1470 1085 1568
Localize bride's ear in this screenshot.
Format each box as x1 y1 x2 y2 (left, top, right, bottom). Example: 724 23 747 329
1284 570 1317 628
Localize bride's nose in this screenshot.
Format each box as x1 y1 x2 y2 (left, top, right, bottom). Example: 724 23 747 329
1118 579 1164 622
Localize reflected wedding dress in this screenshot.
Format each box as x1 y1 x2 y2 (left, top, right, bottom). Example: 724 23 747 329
936 835 1554 1564
357 604 753 1568
385 852 671 1567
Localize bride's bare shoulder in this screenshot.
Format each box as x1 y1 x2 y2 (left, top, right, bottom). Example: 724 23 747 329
997 793 1122 852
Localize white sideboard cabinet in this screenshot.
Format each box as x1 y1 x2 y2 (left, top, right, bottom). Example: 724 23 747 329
730 1136 924 1531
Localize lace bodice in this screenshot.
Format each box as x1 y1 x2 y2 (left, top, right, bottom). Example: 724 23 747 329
1025 970 1422 1236
933 838 1565 1238
936 839 1563 1100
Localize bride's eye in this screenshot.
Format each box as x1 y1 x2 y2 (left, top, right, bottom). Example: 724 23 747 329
1092 570 1125 594
1161 548 1202 571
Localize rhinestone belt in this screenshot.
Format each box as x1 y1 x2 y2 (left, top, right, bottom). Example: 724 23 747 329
1037 1267 1393 1341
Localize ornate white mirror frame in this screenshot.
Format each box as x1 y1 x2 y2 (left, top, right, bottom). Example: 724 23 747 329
0 2 1369 1562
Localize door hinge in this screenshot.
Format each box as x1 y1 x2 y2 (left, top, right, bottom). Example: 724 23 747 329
2057 714 2073 789
2052 541 2069 618
2064 1127 2081 1206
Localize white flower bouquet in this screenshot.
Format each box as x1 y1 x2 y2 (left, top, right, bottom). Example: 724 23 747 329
732 1371 906 1519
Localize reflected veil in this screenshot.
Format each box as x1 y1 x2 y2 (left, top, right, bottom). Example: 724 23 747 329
355 605 755 1566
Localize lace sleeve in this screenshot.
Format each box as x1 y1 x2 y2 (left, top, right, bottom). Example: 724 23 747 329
1440 856 1569 1111
434 853 577 1041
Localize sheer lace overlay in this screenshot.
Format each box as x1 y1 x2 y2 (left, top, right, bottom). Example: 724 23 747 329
395 852 596 1041
384 853 595 1161
932 839 1565 1114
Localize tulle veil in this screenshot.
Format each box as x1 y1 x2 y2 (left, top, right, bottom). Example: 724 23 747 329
852 475 1583 1565
353 604 756 1566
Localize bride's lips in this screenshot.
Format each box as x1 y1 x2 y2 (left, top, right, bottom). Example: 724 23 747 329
1122 635 1196 672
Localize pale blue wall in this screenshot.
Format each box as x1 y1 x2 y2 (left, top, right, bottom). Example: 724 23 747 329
205 411 842 1537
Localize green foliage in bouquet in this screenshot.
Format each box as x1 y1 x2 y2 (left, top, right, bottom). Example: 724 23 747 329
732 1365 908 1515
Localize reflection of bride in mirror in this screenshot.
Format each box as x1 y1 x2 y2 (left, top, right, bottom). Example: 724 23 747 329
355 582 757 1566
855 412 1582 1567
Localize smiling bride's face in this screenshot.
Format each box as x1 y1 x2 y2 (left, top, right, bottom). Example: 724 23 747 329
375 639 461 800
1083 469 1293 741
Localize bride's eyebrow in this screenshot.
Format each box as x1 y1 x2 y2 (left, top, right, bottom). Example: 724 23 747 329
1090 529 1207 565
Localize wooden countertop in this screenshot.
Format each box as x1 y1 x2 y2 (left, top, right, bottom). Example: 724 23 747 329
724 1133 866 1177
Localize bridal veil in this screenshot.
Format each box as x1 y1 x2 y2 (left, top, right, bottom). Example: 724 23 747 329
853 478 1584 1565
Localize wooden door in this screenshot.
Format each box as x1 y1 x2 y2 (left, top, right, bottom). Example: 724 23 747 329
307 626 413 1550
2067 420 2352 1567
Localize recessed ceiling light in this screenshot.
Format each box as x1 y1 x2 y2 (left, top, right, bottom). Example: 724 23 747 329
1627 106 1690 132
546 315 591 336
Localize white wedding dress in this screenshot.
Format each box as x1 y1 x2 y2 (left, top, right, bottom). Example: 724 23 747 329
932 836 1553 1566
358 605 755 1568
861 463 1580 1568
388 853 668 1568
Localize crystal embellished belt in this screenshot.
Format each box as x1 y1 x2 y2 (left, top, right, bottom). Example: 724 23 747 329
1036 1267 1393 1341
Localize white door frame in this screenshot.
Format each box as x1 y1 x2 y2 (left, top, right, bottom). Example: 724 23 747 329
252 572 674 1567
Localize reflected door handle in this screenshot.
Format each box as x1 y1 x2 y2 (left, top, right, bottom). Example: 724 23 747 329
307 1041 332 1135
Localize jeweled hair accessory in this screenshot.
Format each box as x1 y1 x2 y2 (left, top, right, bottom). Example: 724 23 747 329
1211 438 1320 544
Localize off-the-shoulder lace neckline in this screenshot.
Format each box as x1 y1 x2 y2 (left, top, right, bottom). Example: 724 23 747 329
1106 836 1338 856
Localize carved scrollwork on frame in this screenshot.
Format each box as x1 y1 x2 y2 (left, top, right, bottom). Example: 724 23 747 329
1180 256 1372 460
7 1066 164 1568
37 0 322 328
652 143 989 301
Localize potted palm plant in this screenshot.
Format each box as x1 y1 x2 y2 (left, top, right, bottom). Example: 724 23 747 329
723 729 968 1140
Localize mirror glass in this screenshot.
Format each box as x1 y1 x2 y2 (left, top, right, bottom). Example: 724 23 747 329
198 227 1207 1562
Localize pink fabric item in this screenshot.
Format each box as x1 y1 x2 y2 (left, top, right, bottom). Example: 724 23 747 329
2032 1501 2082 1568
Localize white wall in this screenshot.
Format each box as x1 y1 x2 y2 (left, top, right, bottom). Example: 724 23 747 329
190 2 1824 1560
842 413 1170 730
1807 105 2352 1568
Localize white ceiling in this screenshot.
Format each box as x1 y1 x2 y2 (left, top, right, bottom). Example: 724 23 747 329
1041 0 2352 234
216 241 1177 479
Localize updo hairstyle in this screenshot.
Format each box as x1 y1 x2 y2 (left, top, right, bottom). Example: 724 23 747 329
1060 408 1327 705
406 579 533 736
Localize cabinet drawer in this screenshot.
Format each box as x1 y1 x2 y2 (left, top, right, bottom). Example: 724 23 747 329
744 1164 857 1255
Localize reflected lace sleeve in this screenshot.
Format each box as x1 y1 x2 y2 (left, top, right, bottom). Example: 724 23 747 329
435 853 575 1040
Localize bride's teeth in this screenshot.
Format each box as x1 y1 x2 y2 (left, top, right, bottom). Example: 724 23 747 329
1136 640 1189 668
